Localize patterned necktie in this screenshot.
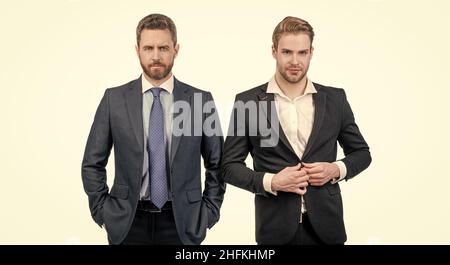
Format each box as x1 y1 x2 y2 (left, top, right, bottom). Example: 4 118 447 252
148 87 168 209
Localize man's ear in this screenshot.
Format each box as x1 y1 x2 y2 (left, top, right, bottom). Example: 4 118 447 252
272 45 277 59
174 43 180 58
135 44 139 56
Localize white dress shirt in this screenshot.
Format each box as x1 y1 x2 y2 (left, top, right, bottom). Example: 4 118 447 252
262 76 347 216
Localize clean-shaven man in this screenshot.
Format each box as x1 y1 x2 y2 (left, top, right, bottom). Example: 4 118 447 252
222 16 371 245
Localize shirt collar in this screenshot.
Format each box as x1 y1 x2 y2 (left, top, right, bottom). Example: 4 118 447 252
141 73 174 94
266 75 317 99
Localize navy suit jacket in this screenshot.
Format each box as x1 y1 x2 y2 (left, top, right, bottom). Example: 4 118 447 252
222 82 371 244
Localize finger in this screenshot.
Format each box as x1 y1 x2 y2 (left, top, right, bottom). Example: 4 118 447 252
305 167 323 174
302 162 318 168
298 187 307 195
298 169 308 176
309 179 326 186
286 164 302 172
309 179 328 186
308 179 323 185
291 174 310 183
299 175 310 182
296 181 309 188
308 173 323 179
297 190 306 196
309 176 325 182
290 181 308 188
290 171 309 178
291 188 305 195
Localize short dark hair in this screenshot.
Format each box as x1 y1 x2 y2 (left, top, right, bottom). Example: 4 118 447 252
272 16 314 50
136 13 177 46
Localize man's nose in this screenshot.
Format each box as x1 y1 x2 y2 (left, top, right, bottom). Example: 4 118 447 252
291 54 299 65
151 49 161 60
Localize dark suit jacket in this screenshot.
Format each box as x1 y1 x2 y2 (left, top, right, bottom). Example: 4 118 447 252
82 76 225 245
222 82 371 244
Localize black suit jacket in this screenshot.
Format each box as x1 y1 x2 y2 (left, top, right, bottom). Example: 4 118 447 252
82 76 225 245
222 82 371 244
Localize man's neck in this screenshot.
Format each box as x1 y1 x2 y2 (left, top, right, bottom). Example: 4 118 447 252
275 72 307 100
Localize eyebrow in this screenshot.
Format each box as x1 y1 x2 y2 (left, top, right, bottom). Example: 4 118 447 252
142 44 171 48
281 48 309 52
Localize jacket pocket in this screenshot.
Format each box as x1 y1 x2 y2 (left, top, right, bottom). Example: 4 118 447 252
186 188 202 203
326 183 341 196
110 183 129 199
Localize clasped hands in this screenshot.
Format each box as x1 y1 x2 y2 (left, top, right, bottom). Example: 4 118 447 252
271 162 340 195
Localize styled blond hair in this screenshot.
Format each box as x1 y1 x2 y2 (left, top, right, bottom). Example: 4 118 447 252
272 16 314 49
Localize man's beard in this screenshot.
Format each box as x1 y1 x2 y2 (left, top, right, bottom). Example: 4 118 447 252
279 65 308 84
140 60 174 81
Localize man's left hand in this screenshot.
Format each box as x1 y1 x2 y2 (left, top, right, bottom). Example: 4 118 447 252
303 162 340 186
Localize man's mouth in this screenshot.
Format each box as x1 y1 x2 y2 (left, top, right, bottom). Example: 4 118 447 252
288 68 301 74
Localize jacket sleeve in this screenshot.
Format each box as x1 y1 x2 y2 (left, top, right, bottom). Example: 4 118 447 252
221 95 267 196
201 92 226 229
81 90 112 227
337 90 372 180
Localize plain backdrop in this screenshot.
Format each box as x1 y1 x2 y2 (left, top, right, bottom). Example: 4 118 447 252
1 0 449 244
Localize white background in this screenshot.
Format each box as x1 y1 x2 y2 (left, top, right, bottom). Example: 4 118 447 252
1 0 449 244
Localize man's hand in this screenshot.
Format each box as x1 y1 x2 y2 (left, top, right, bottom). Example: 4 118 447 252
303 162 340 186
271 164 309 195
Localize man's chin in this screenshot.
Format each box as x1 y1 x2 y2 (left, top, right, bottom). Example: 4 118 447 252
285 76 302 84
142 63 173 81
146 70 167 81
285 71 307 83
150 74 165 80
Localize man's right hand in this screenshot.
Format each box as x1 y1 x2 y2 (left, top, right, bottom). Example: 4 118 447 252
271 164 309 195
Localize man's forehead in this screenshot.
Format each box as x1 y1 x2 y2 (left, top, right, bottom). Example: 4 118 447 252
140 29 174 44
278 33 311 48
140 40 172 46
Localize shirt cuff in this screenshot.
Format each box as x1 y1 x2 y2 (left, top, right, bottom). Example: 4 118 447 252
331 161 347 184
263 173 277 195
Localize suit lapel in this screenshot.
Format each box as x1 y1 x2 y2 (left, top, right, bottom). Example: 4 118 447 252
258 85 297 157
170 78 190 165
125 76 144 151
302 88 327 160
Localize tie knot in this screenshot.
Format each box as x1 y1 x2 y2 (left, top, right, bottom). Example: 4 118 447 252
150 87 163 97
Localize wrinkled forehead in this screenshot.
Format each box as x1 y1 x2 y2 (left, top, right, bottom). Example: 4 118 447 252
138 29 175 46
